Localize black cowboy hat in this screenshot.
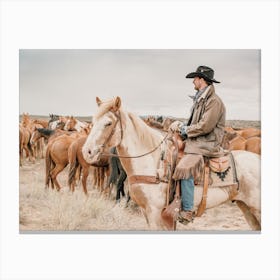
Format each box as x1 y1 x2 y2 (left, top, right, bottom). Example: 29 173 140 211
186 65 220 83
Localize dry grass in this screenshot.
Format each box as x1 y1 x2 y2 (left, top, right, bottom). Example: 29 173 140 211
19 159 251 232
19 160 149 231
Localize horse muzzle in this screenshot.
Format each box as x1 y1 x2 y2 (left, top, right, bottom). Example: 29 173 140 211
82 146 108 165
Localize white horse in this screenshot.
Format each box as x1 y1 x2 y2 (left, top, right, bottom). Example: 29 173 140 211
82 97 261 231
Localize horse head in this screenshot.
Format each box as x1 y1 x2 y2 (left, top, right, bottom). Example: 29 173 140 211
82 96 122 165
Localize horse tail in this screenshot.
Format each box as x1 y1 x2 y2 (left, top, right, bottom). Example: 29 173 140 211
45 146 53 188
68 142 79 189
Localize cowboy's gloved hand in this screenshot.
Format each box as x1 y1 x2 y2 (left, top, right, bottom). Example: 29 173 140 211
179 124 188 140
168 121 183 133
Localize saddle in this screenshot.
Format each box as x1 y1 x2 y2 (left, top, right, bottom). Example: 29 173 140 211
169 133 237 188
160 133 239 229
209 156 229 173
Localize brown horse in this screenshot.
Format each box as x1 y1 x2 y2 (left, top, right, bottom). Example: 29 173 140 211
236 127 261 139
223 131 261 155
64 116 89 132
68 136 109 194
245 136 261 155
33 119 49 128
20 113 46 160
45 134 80 190
144 116 164 130
19 124 34 166
162 117 176 132
30 128 72 145
228 134 246 151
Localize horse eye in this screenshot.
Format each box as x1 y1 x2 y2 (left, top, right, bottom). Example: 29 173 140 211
104 121 112 127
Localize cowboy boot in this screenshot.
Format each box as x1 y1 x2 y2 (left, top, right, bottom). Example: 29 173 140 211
178 210 194 225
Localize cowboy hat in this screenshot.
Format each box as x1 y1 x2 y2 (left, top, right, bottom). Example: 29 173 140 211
186 66 220 83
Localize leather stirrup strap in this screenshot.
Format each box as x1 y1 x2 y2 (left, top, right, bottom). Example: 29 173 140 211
196 163 210 217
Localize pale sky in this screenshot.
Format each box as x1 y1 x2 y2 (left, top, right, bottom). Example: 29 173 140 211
19 49 260 120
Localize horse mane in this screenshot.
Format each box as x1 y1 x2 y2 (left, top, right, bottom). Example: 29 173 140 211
93 98 163 149
37 128 56 136
127 111 163 149
94 100 117 121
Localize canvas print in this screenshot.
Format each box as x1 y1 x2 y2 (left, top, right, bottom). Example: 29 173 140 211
19 49 261 232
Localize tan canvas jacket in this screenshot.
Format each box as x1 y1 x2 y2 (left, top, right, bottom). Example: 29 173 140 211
184 84 226 157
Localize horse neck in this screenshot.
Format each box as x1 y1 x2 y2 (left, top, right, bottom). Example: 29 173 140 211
116 111 163 175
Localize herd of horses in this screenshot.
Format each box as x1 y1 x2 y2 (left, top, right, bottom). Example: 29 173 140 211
19 113 126 201
19 101 261 230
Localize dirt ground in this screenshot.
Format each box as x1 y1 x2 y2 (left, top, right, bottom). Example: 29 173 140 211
19 158 252 232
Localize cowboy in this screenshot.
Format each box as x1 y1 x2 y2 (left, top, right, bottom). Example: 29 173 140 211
169 66 226 224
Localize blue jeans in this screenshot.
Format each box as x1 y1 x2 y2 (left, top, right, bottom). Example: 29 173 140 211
181 177 194 211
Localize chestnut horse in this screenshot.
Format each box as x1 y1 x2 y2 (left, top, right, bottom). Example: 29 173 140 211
64 116 89 132
82 97 261 231
45 134 80 190
68 136 109 194
19 124 34 166
236 127 261 139
222 131 261 155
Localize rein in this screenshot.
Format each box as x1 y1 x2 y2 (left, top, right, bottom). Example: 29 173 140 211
100 110 170 159
102 133 170 159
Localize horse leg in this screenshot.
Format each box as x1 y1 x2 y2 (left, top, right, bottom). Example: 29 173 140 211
81 167 89 195
116 171 127 202
125 191 131 208
19 146 23 166
38 138 45 159
140 208 150 227
23 144 30 161
235 200 261 230
45 147 53 189
27 142 35 163
50 164 66 191
75 165 81 185
144 206 168 230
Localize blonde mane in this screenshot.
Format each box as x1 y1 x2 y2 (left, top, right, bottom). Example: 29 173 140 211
92 97 164 150
93 99 118 121
127 111 163 149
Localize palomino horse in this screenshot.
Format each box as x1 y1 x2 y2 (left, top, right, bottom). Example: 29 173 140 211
82 97 261 230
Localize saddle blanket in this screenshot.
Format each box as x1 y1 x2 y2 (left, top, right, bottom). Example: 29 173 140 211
195 154 238 188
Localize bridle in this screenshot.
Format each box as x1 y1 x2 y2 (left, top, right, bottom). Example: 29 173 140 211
99 110 123 150
99 110 169 159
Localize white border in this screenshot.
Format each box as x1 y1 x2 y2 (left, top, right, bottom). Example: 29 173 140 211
1 1 280 280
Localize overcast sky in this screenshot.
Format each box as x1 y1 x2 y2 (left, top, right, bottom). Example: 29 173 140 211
19 49 260 120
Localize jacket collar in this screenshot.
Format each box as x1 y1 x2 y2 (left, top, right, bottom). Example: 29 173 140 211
196 85 214 102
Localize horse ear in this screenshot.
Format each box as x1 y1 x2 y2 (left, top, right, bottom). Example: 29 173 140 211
96 97 102 107
112 96 121 111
